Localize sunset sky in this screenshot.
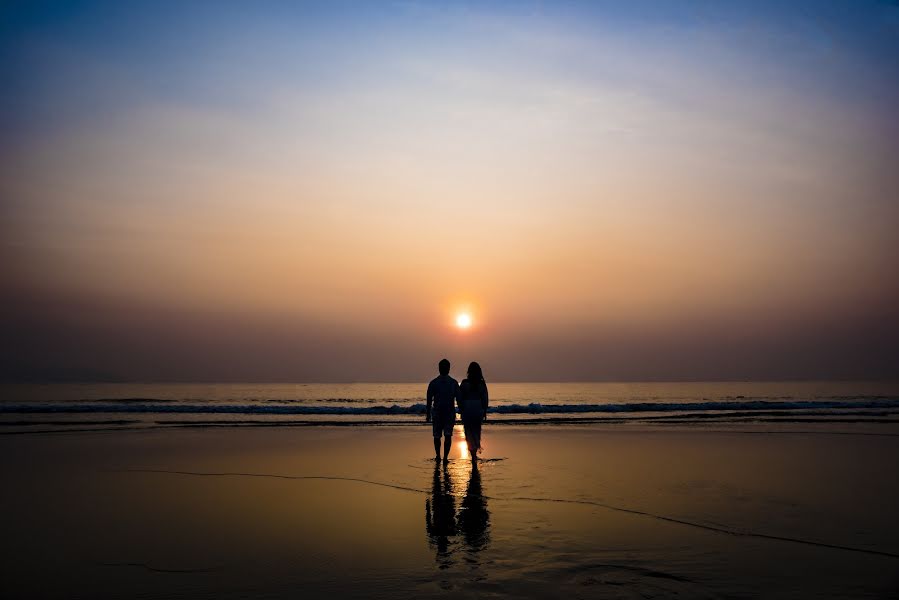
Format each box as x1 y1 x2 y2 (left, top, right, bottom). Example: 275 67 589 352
2 1 897 381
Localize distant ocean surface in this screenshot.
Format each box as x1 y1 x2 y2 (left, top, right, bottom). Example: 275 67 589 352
2 381 898 433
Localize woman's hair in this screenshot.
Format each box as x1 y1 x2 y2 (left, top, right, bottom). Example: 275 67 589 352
467 361 484 383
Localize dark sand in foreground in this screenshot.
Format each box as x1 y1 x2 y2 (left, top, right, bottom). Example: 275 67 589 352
2 424 898 598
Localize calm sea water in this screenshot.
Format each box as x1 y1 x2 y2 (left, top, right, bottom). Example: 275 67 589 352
2 381 898 432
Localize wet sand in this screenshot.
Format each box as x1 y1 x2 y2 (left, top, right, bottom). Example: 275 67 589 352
2 424 898 598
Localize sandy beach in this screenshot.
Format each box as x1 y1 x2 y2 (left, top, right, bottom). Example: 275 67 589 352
2 423 898 598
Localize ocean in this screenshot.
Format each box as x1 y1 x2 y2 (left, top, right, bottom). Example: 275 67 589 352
3 381 898 433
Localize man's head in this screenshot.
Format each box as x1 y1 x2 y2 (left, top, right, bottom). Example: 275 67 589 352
438 358 451 375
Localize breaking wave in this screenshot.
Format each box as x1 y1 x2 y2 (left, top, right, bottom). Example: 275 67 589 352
2 398 898 416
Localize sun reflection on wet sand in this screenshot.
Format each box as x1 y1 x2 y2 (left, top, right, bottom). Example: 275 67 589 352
455 425 469 461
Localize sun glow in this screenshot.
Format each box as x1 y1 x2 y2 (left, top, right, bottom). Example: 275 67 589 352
456 313 472 329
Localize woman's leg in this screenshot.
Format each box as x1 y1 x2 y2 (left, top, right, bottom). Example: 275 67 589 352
465 420 481 458
464 422 481 462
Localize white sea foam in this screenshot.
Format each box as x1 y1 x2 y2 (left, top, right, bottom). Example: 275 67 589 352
2 398 898 416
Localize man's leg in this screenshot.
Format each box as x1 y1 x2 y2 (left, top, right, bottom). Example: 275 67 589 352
443 434 452 461
432 416 442 459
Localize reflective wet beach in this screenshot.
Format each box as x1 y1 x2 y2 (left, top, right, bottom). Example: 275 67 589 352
2 424 898 598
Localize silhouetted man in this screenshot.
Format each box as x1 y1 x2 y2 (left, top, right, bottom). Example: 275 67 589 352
426 358 458 461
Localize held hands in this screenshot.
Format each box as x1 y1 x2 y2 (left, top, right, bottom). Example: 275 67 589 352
426 412 431 423
483 410 487 422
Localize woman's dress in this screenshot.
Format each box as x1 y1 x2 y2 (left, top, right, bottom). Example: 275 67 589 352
459 380 488 454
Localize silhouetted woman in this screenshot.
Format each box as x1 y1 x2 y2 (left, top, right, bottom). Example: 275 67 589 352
458 361 488 463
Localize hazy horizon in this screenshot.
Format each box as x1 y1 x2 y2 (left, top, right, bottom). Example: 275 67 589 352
2 1 898 382
4 377 899 385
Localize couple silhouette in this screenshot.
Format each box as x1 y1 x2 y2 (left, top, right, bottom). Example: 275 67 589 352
425 359 489 463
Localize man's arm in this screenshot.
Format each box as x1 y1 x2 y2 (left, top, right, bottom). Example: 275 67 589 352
426 382 433 422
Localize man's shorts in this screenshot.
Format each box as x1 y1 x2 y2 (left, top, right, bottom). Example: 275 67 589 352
432 411 455 437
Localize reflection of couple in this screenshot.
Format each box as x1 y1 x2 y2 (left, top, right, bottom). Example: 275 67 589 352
425 359 489 463
424 462 490 563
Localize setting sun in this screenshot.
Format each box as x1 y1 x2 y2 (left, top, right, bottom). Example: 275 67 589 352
456 313 472 329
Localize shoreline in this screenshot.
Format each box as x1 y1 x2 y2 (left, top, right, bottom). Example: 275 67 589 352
4 418 899 438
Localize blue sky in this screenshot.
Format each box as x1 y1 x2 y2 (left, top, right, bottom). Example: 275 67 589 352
2 1 897 381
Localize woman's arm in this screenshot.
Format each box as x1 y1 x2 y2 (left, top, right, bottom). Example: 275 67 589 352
482 384 489 420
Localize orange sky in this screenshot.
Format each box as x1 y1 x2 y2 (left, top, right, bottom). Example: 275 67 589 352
1 2 897 381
